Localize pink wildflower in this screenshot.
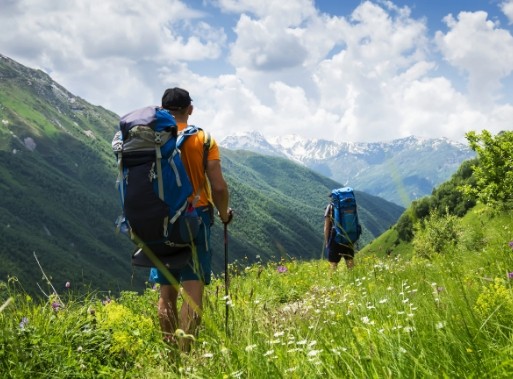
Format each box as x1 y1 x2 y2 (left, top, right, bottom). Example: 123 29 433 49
51 301 61 311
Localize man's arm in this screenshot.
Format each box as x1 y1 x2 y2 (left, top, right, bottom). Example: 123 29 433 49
206 159 230 222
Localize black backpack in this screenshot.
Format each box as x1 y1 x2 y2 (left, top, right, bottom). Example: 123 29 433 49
112 106 210 269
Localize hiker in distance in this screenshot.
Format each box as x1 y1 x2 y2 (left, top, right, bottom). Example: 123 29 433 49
324 187 362 271
150 87 232 351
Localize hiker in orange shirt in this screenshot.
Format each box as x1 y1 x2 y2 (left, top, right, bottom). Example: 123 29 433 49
150 87 232 351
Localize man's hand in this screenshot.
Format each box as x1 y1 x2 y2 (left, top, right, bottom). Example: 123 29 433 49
218 208 234 225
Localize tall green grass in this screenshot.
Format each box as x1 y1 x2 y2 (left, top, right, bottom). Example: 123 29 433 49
1 208 512 378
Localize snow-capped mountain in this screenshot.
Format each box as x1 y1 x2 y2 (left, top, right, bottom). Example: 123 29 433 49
220 132 475 207
220 131 287 158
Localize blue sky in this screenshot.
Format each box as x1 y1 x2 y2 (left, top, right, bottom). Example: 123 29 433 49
1 0 513 143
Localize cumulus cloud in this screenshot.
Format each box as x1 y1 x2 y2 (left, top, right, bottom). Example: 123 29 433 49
0 0 512 143
230 14 308 71
0 0 226 114
435 11 513 105
501 0 513 23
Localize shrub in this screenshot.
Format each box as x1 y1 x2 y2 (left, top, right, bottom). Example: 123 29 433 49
412 209 463 258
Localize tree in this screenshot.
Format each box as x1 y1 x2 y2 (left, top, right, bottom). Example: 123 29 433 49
462 130 513 209
396 211 414 242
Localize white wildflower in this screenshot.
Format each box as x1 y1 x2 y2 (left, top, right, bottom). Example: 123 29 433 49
231 370 244 378
361 316 373 324
245 344 257 352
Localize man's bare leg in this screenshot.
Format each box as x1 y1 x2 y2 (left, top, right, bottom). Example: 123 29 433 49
179 280 204 352
158 284 180 343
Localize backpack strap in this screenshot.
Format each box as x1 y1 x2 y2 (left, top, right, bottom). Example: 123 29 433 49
154 131 165 201
112 131 125 204
177 126 212 206
177 125 211 168
202 129 211 172
200 130 212 209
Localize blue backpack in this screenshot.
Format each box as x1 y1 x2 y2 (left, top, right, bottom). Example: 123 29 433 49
112 106 209 269
329 187 362 246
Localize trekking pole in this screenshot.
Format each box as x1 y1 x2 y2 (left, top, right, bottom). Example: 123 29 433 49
224 221 229 334
222 209 233 335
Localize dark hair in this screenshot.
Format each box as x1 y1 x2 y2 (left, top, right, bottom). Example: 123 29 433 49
162 87 192 110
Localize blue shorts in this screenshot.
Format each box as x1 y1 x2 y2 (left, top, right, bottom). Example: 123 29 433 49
149 207 213 285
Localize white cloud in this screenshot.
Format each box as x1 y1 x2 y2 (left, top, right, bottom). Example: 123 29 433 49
216 0 316 21
501 0 513 23
229 15 307 71
435 11 513 105
0 0 226 114
0 0 512 143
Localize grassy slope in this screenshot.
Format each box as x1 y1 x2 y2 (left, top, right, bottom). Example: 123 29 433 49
1 206 512 377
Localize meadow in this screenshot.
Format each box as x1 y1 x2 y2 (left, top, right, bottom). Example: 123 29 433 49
1 206 513 378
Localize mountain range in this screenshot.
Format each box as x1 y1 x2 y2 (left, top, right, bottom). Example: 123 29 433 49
0 54 403 294
220 131 475 207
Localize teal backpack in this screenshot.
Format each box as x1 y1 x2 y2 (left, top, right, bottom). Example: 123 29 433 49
329 187 362 246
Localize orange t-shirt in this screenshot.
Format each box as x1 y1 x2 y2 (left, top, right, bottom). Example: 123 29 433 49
177 122 220 207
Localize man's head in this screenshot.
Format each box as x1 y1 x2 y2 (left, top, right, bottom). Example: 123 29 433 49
162 87 192 111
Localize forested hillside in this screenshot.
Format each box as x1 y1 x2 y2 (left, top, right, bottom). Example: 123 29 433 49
0 54 403 295
210 149 404 270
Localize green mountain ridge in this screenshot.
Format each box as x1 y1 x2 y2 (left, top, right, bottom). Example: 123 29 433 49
0 54 403 294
